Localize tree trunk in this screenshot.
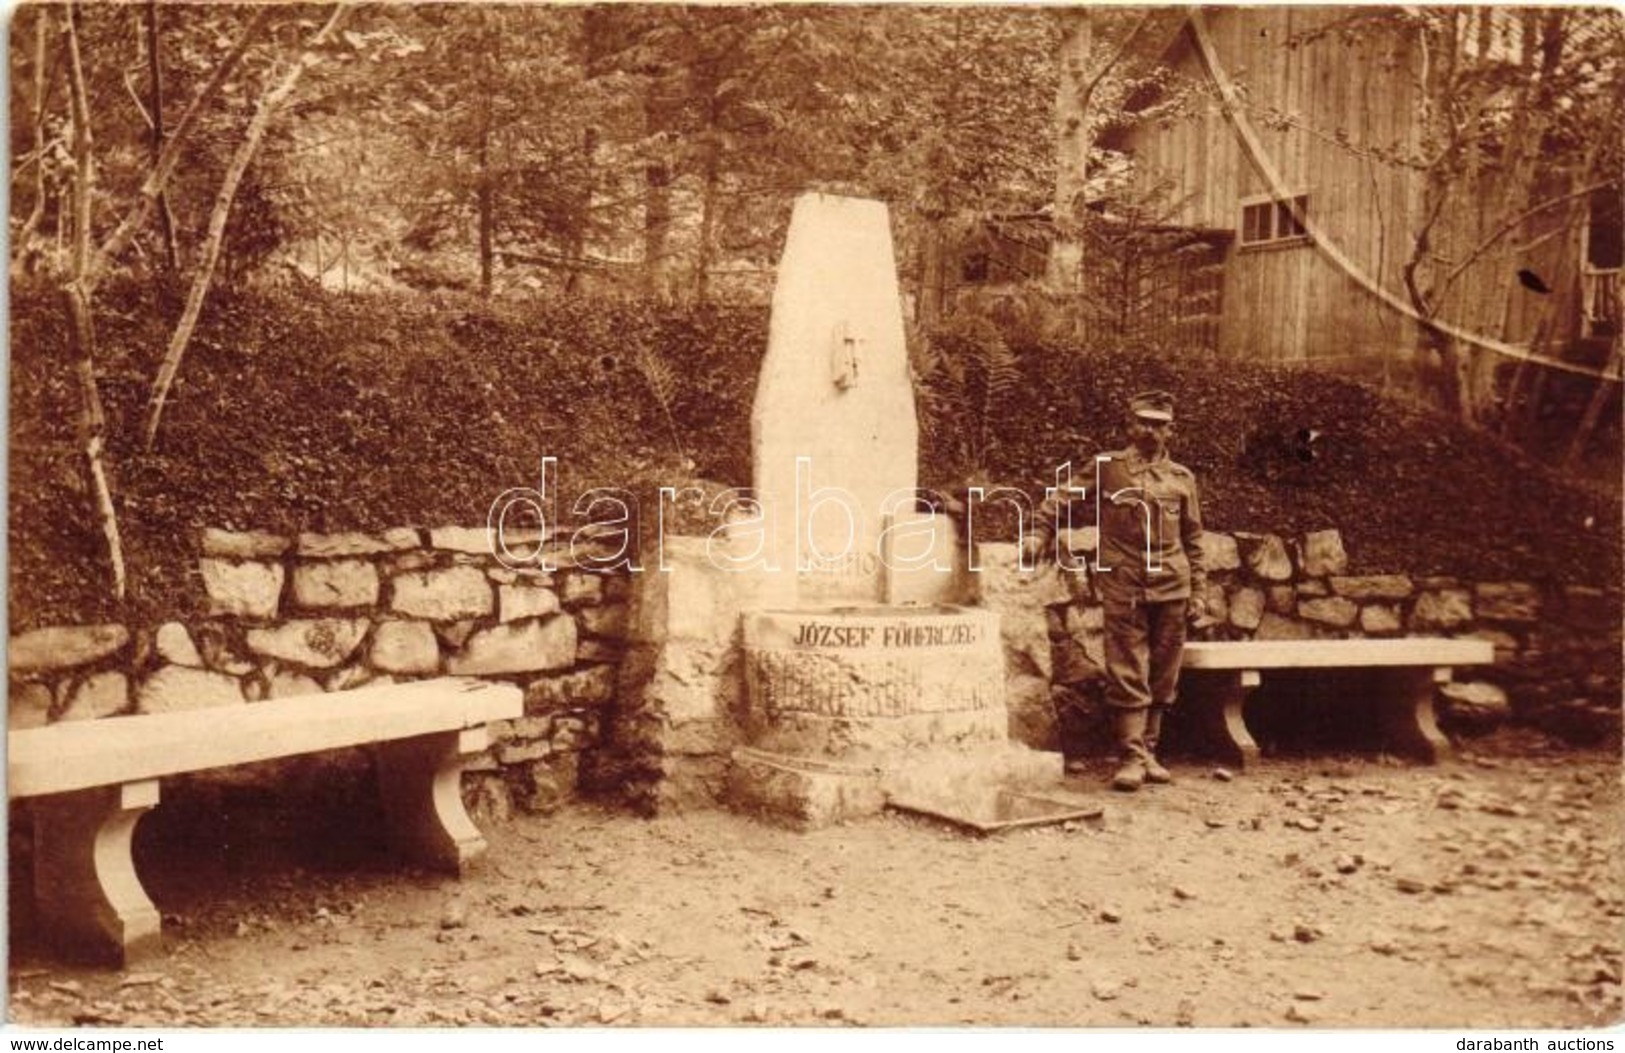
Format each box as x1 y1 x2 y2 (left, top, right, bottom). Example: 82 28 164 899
60 5 126 601
16 11 52 276
477 124 494 298
64 286 127 603
640 158 671 299
918 215 947 328
1563 345 1621 470
1048 9 1091 297
694 96 721 303
145 0 179 278
144 5 351 451
564 125 597 295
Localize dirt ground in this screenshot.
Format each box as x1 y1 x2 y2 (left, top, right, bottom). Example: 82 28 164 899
7 732 1623 1030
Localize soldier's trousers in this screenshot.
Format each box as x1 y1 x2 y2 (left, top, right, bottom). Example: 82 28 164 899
1103 595 1189 711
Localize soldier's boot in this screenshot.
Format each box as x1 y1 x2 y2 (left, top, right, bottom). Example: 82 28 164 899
1143 705 1173 785
1058 695 1092 776
1110 707 1151 793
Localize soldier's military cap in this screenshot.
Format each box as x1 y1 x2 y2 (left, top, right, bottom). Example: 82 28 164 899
1129 389 1175 422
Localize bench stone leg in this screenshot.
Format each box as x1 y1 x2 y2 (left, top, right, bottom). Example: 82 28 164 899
32 780 162 966
1182 670 1262 769
376 728 490 874
1376 667 1454 763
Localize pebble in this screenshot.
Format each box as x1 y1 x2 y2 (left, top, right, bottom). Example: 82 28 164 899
1099 907 1123 923
1213 768 1235 782
1334 854 1361 874
561 957 605 982
1067 942 1084 961
1091 979 1121 1001
1285 1003 1316 1024
1173 886 1196 901
439 899 468 930
120 974 164 988
1395 877 1429 894
1289 816 1322 832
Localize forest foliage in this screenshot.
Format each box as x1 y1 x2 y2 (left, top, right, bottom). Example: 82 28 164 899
7 4 1622 621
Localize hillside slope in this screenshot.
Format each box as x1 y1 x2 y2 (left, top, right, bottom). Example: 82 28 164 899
8 285 1619 628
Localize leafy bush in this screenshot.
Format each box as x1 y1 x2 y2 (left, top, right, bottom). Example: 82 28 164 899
7 283 765 627
8 284 1618 629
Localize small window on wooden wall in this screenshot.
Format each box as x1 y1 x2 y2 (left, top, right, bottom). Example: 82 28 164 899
1240 193 1309 246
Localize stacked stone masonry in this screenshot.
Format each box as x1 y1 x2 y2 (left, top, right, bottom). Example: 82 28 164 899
7 526 632 819
10 525 1621 821
981 529 1622 752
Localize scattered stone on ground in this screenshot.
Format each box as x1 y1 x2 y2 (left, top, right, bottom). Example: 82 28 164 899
8 737 1620 1028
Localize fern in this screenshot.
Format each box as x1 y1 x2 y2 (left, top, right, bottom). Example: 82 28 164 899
633 344 687 463
914 313 1023 479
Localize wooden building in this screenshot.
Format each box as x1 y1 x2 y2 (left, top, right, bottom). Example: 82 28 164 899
1092 8 1620 399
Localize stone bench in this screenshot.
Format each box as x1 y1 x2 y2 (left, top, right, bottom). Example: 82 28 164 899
1179 638 1495 768
7 676 521 965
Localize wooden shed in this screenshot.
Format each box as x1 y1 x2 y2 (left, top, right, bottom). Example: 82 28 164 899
1102 7 1620 396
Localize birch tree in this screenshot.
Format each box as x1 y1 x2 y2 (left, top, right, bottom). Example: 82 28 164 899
10 3 361 598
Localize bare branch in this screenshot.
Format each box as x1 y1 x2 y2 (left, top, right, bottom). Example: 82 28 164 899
90 6 273 285
1438 180 1616 300
61 4 95 286
1402 185 1453 319
145 0 180 274
1078 12 1153 107
17 11 53 267
61 5 128 600
122 69 155 131
144 3 353 451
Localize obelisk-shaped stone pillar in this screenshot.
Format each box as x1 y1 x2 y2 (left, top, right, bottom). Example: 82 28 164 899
750 193 919 607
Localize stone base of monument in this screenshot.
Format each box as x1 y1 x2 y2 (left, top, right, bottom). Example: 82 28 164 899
726 742 1063 830
727 606 1065 829
887 787 1104 837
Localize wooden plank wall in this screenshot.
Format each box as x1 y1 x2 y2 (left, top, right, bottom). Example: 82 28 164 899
1125 9 1432 381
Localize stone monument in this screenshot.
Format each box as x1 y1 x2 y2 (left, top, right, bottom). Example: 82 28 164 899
725 192 1061 827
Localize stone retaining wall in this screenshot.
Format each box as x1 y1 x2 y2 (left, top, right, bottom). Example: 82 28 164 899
977 528 1623 751
11 524 1618 825
7 527 632 819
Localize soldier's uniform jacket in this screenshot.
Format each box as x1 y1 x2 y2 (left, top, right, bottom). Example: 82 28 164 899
1036 446 1207 604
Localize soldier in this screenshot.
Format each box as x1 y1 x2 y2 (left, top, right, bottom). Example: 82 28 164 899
1024 389 1207 791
